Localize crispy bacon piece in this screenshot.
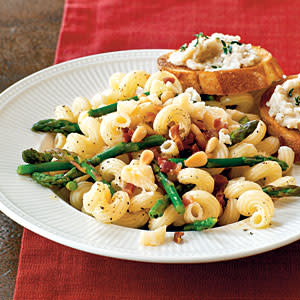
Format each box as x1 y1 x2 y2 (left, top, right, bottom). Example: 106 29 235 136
173 232 184 244
149 147 160 160
169 124 184 151
191 125 208 150
122 128 134 143
203 129 218 141
182 195 192 207
193 120 207 131
193 121 218 147
182 131 195 150
213 118 228 133
191 143 200 154
123 182 135 197
212 174 228 208
157 156 178 174
168 162 182 177
163 77 175 84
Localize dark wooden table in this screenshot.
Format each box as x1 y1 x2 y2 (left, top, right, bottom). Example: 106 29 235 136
0 1 64 298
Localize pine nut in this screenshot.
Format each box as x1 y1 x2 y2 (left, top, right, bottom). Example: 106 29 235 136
205 137 219 153
131 125 147 143
142 123 155 135
140 150 154 165
185 151 208 168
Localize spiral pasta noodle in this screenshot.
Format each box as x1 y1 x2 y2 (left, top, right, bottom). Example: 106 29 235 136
237 190 274 228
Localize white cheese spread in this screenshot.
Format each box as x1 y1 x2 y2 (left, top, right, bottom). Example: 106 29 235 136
266 75 300 129
168 33 261 71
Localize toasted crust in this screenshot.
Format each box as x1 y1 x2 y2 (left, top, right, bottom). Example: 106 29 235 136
260 75 300 163
157 47 283 95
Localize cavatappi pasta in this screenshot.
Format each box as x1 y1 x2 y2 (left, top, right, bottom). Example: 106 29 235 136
19 69 299 247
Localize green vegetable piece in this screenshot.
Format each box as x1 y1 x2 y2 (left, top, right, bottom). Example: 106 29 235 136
88 135 165 166
149 196 170 219
17 161 74 175
262 185 300 198
238 115 249 125
229 120 259 145
152 163 185 215
183 217 218 231
32 172 73 189
17 135 165 176
169 155 288 171
88 92 150 117
32 119 82 135
149 184 194 218
48 149 116 195
66 181 78 191
22 148 53 164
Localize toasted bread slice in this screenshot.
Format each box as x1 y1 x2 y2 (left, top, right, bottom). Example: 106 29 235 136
260 75 300 162
157 47 283 95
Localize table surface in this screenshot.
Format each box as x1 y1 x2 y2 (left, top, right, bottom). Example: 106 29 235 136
0 1 64 298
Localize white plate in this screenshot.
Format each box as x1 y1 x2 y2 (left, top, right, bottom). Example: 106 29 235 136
1 49 300 263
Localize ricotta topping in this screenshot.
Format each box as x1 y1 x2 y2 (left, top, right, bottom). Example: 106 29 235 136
266 75 300 129
168 33 261 71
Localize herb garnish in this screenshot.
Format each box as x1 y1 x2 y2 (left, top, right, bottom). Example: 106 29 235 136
288 88 294 97
295 96 300 106
231 41 242 45
211 65 219 69
179 43 187 52
228 44 232 54
221 40 228 54
194 32 209 46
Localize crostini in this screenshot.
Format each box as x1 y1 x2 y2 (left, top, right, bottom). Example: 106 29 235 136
260 75 300 162
157 33 283 96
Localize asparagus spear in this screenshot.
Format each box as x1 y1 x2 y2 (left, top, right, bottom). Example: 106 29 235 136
169 155 288 171
152 163 185 215
17 135 166 175
88 135 165 165
149 196 170 219
149 184 194 218
88 92 150 117
48 149 116 195
32 119 82 135
238 115 249 124
183 217 218 231
229 120 259 145
263 185 300 198
17 161 74 175
31 167 80 190
22 148 53 164
48 149 100 179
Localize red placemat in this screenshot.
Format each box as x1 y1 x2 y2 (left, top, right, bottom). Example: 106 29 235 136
14 1 300 299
